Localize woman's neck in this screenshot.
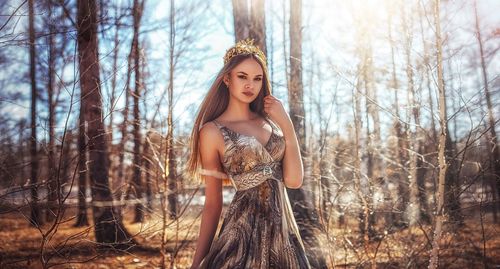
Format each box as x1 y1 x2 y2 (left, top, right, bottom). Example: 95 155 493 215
220 97 258 122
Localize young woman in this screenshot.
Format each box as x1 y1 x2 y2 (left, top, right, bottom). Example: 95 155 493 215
187 39 311 269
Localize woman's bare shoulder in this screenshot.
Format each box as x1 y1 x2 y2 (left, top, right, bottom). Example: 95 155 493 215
199 121 225 164
199 121 224 145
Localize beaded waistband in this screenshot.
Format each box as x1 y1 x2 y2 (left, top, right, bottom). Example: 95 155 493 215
230 161 283 191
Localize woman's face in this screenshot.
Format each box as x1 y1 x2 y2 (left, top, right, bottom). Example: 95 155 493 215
224 57 264 104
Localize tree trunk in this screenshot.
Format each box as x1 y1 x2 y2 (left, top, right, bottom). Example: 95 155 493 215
429 0 447 266
28 0 42 227
416 142 431 224
361 106 376 239
440 32 462 225
417 0 434 224
353 70 374 265
19 120 27 188
249 0 266 55
107 6 122 172
167 0 178 220
61 131 72 189
444 133 462 224
401 3 422 226
474 0 500 213
282 0 289 92
75 116 89 227
232 0 249 42
46 1 57 223
143 140 153 212
387 5 406 228
319 143 331 222
117 35 134 202
231 0 266 56
357 15 379 238
132 0 145 224
417 1 438 146
77 0 133 248
288 0 327 267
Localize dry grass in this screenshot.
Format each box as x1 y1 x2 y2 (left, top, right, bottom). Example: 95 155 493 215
0 204 499 269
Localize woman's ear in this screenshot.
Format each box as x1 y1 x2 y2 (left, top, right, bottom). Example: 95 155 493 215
223 73 230 86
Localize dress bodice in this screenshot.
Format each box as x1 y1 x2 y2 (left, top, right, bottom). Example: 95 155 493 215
211 116 286 191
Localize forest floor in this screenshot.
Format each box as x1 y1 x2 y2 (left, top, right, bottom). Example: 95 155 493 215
0 203 499 269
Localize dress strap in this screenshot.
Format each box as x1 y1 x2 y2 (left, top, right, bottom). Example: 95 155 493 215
212 119 223 129
264 116 281 134
211 119 228 137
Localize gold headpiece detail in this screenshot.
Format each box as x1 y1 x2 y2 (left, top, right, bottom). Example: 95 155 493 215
223 38 267 66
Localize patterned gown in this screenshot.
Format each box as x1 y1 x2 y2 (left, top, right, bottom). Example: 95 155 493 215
198 116 311 269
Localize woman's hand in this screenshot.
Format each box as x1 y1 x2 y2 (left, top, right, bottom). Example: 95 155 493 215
264 94 304 188
263 95 292 129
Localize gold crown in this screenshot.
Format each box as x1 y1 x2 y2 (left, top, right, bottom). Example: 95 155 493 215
223 38 267 65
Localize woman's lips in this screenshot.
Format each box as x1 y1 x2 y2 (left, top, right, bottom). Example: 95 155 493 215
243 91 254 97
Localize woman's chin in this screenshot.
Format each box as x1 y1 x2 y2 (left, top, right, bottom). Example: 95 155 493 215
238 97 257 103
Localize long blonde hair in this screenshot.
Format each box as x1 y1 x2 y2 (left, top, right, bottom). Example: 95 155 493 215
186 53 272 184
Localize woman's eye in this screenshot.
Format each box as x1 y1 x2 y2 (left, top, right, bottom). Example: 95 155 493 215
255 78 262 81
238 75 246 79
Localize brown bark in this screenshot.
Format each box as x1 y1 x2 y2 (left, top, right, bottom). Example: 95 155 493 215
441 45 462 225
143 140 153 212
282 0 289 92
28 0 42 227
231 0 266 57
249 0 266 56
46 1 57 223
287 0 327 267
418 0 435 224
75 116 89 227
77 0 133 247
117 32 135 200
319 154 331 221
107 6 122 163
61 131 72 192
358 6 387 234
18 120 27 187
361 76 376 239
474 0 500 213
444 135 461 224
387 5 405 227
401 3 426 226
361 102 376 239
353 71 374 265
416 1 438 146
232 0 249 42
429 0 451 265
166 0 178 220
288 0 306 155
357 10 379 238
132 0 145 224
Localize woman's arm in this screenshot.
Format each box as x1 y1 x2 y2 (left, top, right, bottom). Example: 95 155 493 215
279 120 304 189
264 95 304 189
190 122 224 269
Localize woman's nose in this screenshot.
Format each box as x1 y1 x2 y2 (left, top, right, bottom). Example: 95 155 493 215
247 81 259 89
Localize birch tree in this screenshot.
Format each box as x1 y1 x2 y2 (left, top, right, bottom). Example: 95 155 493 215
429 0 447 266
